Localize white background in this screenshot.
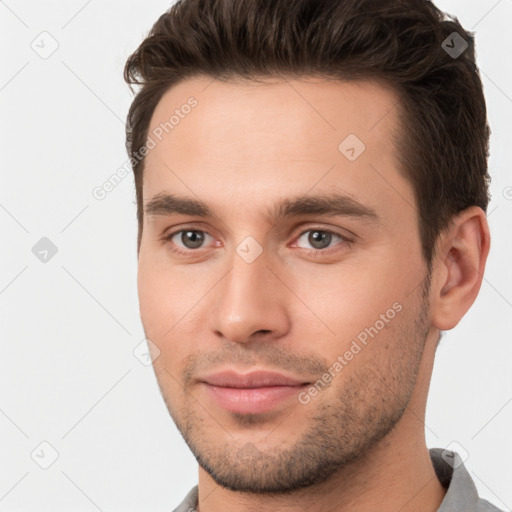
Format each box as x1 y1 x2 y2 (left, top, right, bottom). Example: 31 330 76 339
1 0 511 510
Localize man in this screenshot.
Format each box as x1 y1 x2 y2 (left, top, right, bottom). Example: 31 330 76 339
124 0 503 510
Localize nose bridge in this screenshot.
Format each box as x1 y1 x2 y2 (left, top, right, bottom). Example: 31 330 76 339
208 239 289 343
222 242 272 315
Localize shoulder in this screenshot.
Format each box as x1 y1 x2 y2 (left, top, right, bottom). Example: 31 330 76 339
477 498 507 512
171 485 199 512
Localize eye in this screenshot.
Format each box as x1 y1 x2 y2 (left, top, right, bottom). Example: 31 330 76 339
293 228 349 253
164 229 214 253
162 226 351 257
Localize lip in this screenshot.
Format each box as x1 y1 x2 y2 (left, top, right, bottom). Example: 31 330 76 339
200 370 311 414
200 370 309 388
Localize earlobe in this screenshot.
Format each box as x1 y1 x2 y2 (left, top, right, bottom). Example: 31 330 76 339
430 207 490 331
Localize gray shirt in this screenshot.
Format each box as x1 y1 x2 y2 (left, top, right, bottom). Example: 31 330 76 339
172 448 504 511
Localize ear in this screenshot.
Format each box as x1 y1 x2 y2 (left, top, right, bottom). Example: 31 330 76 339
429 206 491 331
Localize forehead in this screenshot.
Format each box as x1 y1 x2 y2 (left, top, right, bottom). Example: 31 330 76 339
146 75 402 155
142 75 413 226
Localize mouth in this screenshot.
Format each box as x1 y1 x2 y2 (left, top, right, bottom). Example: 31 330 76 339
199 370 312 414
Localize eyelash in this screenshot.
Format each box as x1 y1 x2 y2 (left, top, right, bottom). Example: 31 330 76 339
161 226 351 257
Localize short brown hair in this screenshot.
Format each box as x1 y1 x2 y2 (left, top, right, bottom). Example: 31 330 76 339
124 0 491 267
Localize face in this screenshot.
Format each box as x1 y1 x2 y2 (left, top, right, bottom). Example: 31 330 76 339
137 76 433 493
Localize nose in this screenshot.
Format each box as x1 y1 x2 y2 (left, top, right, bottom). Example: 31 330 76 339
207 248 291 344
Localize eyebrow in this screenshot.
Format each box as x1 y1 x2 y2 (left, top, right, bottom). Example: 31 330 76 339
144 192 380 225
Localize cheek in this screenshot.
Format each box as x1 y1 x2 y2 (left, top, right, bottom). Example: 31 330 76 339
137 255 185 352
286 260 410 357
137 257 209 369
137 259 164 333
138 246 188 324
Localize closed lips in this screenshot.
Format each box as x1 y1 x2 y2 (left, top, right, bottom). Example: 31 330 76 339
200 370 311 388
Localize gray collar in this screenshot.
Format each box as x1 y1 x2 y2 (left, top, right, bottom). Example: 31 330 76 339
430 447 501 511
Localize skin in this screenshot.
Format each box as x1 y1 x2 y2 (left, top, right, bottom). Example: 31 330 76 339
137 75 490 512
